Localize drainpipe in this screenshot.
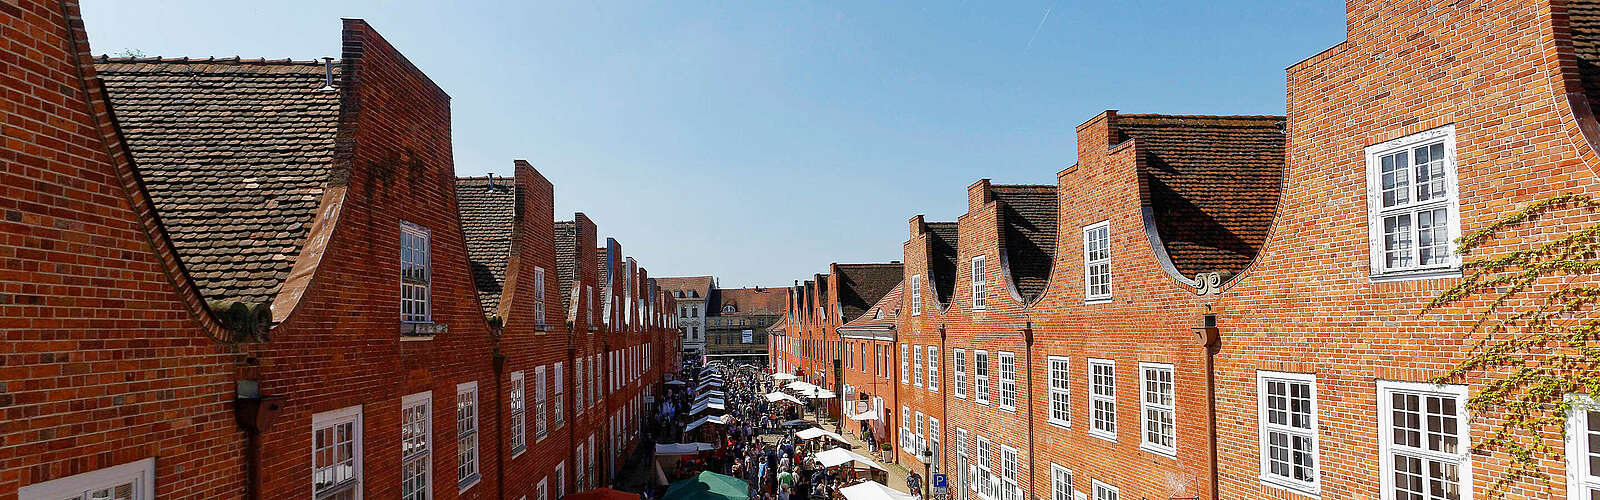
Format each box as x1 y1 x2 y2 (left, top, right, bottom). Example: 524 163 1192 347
938 323 949 491
1022 320 1036 500
1194 314 1221 500
233 373 282 500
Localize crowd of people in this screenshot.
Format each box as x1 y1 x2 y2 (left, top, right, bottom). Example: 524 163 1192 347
648 359 896 500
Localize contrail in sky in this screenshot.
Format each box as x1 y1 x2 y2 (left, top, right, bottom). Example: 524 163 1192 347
1025 6 1052 53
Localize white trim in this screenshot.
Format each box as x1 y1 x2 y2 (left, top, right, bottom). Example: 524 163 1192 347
1047 355 1071 428
1376 379 1471 500
457 381 482 492
953 348 967 399
997 351 1017 413
1364 124 1461 279
399 221 433 324
1088 358 1117 442
400 391 432 500
1091 480 1119 500
971 255 987 311
1049 463 1073 500
1138 362 1177 457
974 350 990 406
311 404 365 500
928 345 940 392
911 274 922 316
1567 395 1600 500
1256 371 1320 496
18 457 156 500
1082 221 1112 302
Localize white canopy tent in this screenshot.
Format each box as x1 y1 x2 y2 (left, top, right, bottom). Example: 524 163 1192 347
665 380 686 386
772 373 798 380
684 414 729 432
839 481 916 500
690 400 726 416
848 411 879 421
655 442 715 456
809 389 837 399
795 427 850 444
785 381 818 392
765 392 802 405
814 448 886 471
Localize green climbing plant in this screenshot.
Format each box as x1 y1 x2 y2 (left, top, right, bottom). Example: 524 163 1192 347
1425 193 1600 497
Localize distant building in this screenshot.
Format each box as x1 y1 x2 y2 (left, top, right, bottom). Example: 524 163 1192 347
704 286 786 363
658 276 713 354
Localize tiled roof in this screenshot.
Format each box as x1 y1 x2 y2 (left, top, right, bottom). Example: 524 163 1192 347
767 316 788 333
834 263 904 321
711 287 787 316
97 57 341 304
657 276 714 300
1572 1 1600 111
839 281 902 333
1116 114 1286 278
555 221 577 310
457 176 516 317
990 185 1057 303
926 222 960 306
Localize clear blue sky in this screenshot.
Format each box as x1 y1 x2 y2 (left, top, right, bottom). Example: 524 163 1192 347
81 1 1346 289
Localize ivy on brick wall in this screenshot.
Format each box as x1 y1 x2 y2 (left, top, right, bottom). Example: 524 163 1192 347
1426 193 1600 497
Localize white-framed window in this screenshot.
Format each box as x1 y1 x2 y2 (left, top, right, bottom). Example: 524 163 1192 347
902 407 913 453
456 381 481 490
1365 125 1460 278
557 462 568 499
930 417 942 474
1139 362 1176 456
1092 480 1118 500
535 267 548 326
1048 356 1070 426
1258 371 1319 493
312 405 364 500
18 458 155 500
401 392 431 500
538 478 549 500
1378 380 1468 500
575 359 585 415
956 428 970 500
554 363 565 427
998 352 1017 412
914 346 924 388
928 346 940 392
953 348 967 399
1088 359 1117 440
916 412 927 458
975 436 994 500
1083 221 1111 301
534 366 549 439
401 221 432 323
1050 464 1073 500
970 256 987 310
911 274 922 315
511 371 529 454
974 350 990 405
576 443 587 489
1568 396 1600 500
586 286 594 324
902 344 910 384
1000 445 1020 500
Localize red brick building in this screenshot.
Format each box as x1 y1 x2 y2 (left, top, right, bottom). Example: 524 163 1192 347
837 281 902 456
2 4 678 499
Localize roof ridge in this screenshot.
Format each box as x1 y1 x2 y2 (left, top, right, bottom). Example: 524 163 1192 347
97 55 331 66
1116 113 1285 120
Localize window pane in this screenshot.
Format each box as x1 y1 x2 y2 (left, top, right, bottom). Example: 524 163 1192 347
1384 214 1414 270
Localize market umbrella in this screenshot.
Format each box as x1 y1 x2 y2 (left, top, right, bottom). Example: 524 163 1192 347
839 481 915 500
765 392 802 404
772 373 798 380
664 471 749 500
665 380 687 386
814 448 886 471
685 414 729 432
795 427 850 444
655 442 715 456
566 487 643 500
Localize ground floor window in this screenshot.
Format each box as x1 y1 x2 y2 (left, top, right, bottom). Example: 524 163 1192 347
19 458 155 500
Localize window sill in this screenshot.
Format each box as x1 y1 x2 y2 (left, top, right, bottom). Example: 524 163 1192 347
1139 442 1177 459
513 446 526 459
402 322 448 336
400 335 434 342
1047 420 1070 429
1088 430 1117 443
1084 297 1113 305
459 475 482 493
998 405 1016 414
536 324 551 332
1369 268 1461 283
1259 476 1320 498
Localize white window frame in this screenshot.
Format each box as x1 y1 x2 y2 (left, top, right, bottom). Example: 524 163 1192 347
914 346 924 388
554 362 565 427
534 366 549 440
902 344 910 384
400 391 431 500
1139 362 1177 457
1000 445 1020 500
974 350 990 405
998 351 1017 412
1365 125 1461 279
971 256 987 311
538 478 549 500
902 407 913 453
1092 480 1119 500
1377 380 1470 500
975 436 994 500
911 274 922 315
311 404 364 500
1050 464 1073 500
557 461 568 499
916 412 927 459
930 417 942 474
18 458 155 500
535 267 548 326
1257 371 1320 494
400 221 432 324
1083 221 1111 302
1568 395 1600 500
457 381 481 491
1047 356 1070 427
928 346 940 392
511 370 529 455
953 348 967 399
1088 359 1117 441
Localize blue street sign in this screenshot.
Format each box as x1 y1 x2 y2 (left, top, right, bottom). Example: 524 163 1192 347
932 474 947 488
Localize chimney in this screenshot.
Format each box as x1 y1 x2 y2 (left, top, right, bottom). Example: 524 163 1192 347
318 57 336 92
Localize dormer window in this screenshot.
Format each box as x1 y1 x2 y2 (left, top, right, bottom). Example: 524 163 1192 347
872 309 884 320
723 305 736 313
400 221 431 324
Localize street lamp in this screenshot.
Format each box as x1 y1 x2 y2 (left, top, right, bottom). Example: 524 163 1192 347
919 447 933 500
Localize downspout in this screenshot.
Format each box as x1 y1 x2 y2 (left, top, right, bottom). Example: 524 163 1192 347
1195 315 1221 500
1022 320 1036 500
493 345 507 500
938 323 949 490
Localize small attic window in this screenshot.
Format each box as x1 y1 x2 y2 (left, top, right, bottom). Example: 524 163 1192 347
723 305 736 313
872 309 884 320
674 291 683 298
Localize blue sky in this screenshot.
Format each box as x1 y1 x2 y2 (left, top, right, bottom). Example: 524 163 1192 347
81 1 1346 288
